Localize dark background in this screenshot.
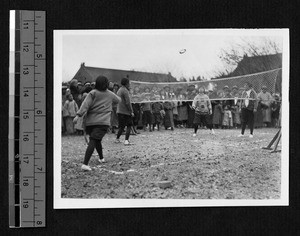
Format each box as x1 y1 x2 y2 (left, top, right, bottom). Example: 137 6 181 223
1 0 300 235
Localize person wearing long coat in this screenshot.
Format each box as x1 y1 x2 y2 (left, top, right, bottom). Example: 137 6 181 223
271 94 281 128
257 86 273 127
74 94 85 134
186 90 196 128
212 101 223 128
177 94 188 127
254 102 264 128
172 99 179 127
63 94 78 134
231 103 241 128
163 101 174 130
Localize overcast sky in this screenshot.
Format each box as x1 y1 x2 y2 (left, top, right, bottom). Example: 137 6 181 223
61 30 282 81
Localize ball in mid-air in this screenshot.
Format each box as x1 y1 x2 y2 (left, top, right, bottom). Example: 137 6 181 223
179 49 186 54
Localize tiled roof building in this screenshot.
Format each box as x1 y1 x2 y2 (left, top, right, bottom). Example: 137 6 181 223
71 63 177 84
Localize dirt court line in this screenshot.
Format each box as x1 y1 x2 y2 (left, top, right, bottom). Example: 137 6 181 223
92 146 273 175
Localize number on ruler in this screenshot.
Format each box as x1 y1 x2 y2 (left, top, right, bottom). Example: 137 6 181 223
23 44 29 52
23 178 29 186
36 110 42 115
23 200 29 208
23 156 29 164
23 22 29 29
23 111 29 119
23 90 29 97
23 67 29 75
23 134 29 142
36 221 43 225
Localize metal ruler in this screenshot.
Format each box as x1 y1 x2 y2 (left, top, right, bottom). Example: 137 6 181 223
9 10 46 228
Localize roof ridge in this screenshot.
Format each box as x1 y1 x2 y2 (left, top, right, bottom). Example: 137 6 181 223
84 66 172 77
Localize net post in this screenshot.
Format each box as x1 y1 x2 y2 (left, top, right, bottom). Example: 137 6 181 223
262 128 281 150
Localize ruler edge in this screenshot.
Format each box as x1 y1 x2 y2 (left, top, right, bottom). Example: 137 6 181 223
9 10 46 228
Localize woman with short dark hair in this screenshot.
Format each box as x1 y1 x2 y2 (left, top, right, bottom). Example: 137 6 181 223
115 78 135 145
73 76 121 171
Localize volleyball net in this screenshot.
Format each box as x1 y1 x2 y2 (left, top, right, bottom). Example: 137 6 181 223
129 68 281 103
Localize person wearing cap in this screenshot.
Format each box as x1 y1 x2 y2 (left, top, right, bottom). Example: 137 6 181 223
223 85 231 98
77 82 83 94
223 85 233 100
164 86 171 99
82 82 92 94
257 85 273 127
223 85 229 91
238 82 258 138
73 76 121 171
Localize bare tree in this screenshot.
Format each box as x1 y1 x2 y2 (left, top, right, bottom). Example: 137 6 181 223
219 37 282 68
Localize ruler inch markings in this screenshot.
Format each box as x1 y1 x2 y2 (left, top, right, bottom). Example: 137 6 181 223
16 10 46 228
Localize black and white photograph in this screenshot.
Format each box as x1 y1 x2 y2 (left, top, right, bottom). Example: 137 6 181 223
53 29 289 208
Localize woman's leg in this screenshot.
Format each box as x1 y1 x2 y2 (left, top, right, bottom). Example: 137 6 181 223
125 125 131 140
249 111 255 135
83 138 97 165
116 114 125 139
116 125 124 139
94 139 104 160
204 114 213 130
194 124 198 134
241 109 248 135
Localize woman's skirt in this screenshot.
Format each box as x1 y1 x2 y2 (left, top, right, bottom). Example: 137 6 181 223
178 105 188 121
164 110 174 128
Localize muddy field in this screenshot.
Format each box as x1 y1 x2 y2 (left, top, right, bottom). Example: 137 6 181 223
61 128 281 199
